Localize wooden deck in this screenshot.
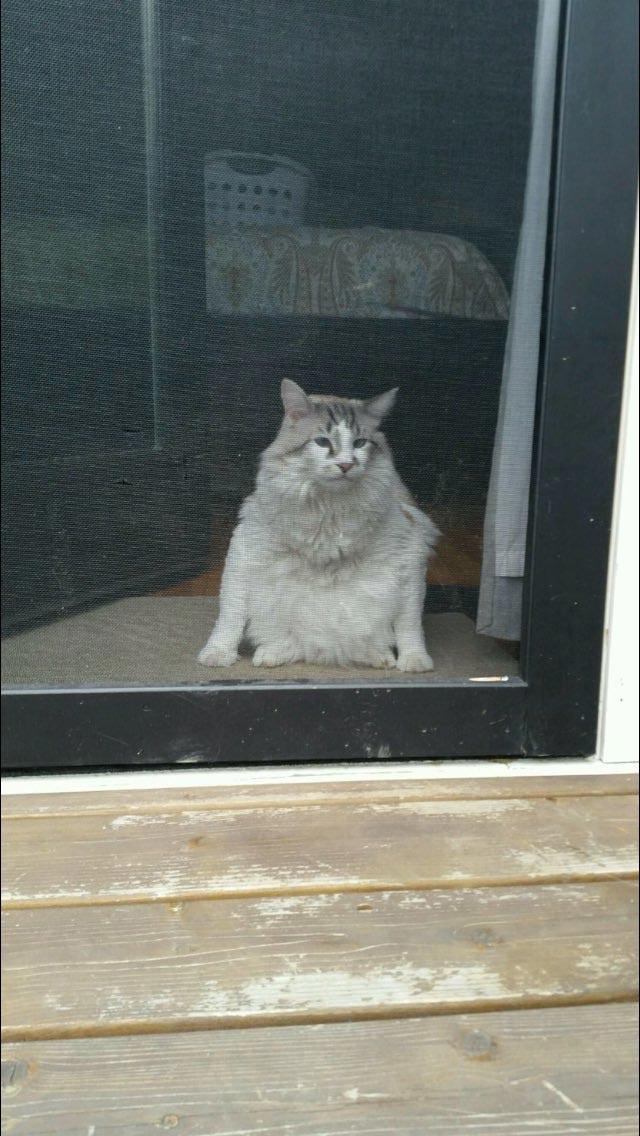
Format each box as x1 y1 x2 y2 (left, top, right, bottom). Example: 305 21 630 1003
2 773 638 1133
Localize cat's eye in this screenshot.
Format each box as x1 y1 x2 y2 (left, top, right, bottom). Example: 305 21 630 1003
314 436 332 449
353 438 368 448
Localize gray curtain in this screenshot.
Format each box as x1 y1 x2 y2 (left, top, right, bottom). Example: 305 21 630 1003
477 0 561 640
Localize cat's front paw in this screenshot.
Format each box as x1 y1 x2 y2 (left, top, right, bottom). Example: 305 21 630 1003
197 642 238 668
396 648 434 673
253 641 299 667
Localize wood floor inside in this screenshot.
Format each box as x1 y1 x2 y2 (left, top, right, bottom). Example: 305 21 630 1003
1 772 638 1133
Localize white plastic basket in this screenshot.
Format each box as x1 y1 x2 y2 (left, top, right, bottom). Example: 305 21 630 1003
204 151 312 226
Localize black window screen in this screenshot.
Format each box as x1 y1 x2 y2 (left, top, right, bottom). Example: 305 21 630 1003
2 0 543 690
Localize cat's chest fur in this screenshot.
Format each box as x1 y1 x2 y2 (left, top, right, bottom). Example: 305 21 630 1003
246 484 394 572
278 501 374 567
246 521 401 663
241 487 410 653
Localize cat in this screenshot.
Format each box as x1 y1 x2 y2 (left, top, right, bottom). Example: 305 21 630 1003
198 379 439 671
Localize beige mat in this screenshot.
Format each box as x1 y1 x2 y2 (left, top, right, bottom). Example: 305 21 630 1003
1 598 518 688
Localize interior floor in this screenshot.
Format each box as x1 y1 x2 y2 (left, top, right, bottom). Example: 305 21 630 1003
1 600 518 688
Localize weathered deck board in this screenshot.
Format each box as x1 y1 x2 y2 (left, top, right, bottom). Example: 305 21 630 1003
2 794 636 907
2 772 637 818
2 776 637 1131
2 1003 638 1135
3 881 637 1040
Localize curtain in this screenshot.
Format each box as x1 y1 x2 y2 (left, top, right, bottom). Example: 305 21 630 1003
477 0 562 640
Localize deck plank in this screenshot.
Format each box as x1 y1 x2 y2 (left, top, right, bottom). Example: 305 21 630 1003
3 881 637 1039
2 772 637 818
2 794 636 907
2 1003 638 1135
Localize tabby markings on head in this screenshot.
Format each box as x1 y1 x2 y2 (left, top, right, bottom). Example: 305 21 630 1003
321 401 357 430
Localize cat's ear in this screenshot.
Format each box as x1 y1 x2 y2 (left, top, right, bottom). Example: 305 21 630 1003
281 379 314 422
363 387 399 425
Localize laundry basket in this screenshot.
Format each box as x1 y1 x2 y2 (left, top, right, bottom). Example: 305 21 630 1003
204 151 313 226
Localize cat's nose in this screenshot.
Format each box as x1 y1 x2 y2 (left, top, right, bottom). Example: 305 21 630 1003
337 461 355 474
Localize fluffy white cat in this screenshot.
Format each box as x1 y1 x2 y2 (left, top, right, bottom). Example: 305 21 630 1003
198 379 439 671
